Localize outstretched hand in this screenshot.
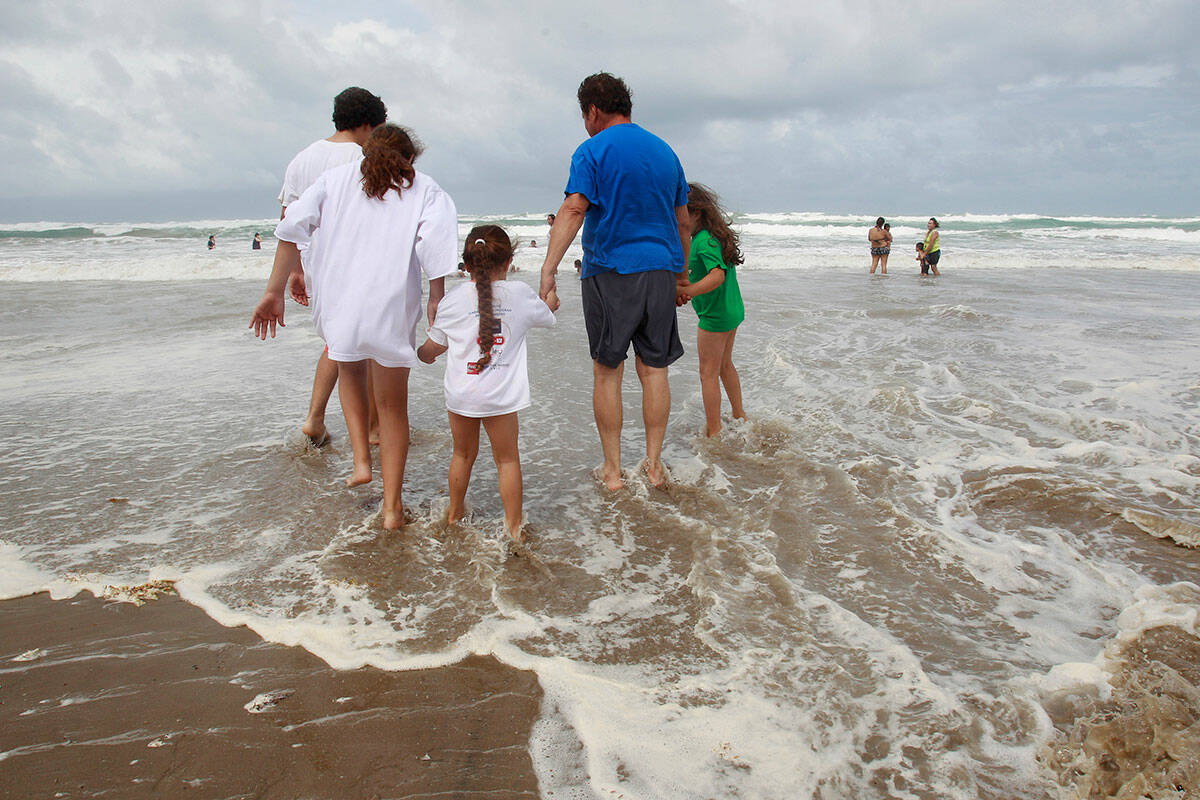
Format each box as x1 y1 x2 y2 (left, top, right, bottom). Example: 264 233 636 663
286 270 309 306
250 292 285 339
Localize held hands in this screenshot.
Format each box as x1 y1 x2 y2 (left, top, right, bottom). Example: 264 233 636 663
250 291 286 339
544 289 560 312
676 285 693 307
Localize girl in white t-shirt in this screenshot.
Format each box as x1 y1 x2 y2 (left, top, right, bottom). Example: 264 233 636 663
418 226 557 542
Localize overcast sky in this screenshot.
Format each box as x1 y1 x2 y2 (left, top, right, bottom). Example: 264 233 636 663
2 0 1198 221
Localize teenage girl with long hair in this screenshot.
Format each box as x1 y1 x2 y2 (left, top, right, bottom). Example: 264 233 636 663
677 183 746 437
418 226 557 542
251 123 459 529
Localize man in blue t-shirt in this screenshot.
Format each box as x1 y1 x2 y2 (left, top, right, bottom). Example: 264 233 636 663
539 73 691 491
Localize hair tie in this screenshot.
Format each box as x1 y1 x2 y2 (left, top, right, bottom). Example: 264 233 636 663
474 238 485 246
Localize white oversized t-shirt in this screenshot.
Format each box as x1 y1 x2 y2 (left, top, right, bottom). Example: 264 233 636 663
275 161 459 368
428 280 556 417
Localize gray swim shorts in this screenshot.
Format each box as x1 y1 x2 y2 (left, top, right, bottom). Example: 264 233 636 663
581 269 684 369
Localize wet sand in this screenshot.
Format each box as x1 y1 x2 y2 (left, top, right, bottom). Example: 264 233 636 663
0 590 541 799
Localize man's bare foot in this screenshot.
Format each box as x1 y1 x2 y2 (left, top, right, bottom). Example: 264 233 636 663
505 516 526 543
346 464 372 487
594 465 624 492
642 459 669 489
302 420 330 448
705 424 721 438
446 505 464 525
382 507 406 530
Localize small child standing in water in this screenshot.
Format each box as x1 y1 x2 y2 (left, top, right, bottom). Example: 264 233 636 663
677 183 746 437
418 226 557 542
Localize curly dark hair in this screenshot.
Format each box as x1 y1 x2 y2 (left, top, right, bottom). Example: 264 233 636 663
577 73 632 117
332 87 387 131
360 124 422 200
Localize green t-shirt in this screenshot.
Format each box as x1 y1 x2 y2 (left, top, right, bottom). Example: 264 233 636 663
688 229 745 332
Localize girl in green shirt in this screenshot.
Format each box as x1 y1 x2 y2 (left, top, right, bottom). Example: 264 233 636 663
678 183 746 437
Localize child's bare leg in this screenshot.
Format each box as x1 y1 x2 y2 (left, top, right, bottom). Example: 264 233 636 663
447 412 481 525
370 362 411 529
367 369 380 446
696 328 728 437
302 349 338 445
482 412 523 540
336 360 372 487
719 327 745 420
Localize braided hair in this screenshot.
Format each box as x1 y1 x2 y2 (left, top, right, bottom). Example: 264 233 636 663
360 124 423 200
461 225 515 371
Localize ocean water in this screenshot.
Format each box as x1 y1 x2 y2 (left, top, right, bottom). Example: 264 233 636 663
2 213 1199 798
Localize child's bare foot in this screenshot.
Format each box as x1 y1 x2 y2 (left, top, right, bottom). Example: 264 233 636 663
382 507 406 530
368 427 380 447
641 459 669 489
302 420 330 448
446 504 465 525
705 423 722 438
594 465 624 492
346 463 372 487
505 516 526 544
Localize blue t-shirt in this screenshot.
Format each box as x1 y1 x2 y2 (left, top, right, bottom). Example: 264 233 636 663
564 123 689 279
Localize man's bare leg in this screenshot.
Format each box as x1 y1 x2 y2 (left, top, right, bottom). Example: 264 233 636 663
336 360 372 487
593 360 625 491
302 350 338 445
635 357 670 487
370 362 411 530
879 253 889 274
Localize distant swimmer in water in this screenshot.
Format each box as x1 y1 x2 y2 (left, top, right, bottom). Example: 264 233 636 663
869 217 889 274
417 225 557 543
252 232 262 250
208 235 216 250
923 217 941 275
916 241 928 274
574 259 582 273
675 183 746 437
530 239 537 247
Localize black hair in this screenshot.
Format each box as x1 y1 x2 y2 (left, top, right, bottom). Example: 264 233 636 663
876 217 885 226
332 87 387 131
577 73 632 117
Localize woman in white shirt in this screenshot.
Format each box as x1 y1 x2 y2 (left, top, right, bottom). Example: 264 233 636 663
418 226 557 542
251 124 459 530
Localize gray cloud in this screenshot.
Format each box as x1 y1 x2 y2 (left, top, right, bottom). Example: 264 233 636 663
0 0 1197 220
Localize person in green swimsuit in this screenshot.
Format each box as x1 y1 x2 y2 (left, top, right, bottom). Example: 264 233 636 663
676 183 746 437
